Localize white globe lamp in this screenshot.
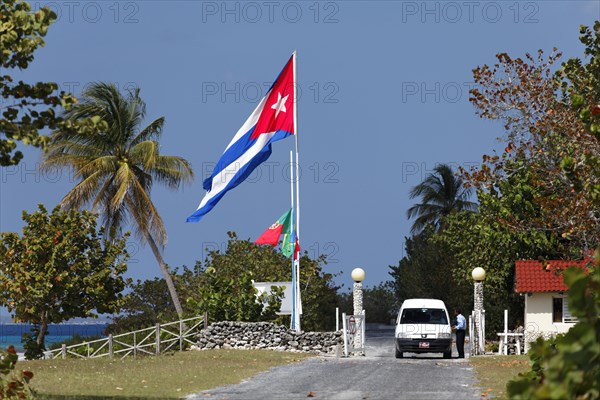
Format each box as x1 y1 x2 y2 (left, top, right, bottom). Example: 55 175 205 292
472 267 486 282
351 267 365 283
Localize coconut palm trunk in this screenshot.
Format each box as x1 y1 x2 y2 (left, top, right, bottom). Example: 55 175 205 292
144 232 184 317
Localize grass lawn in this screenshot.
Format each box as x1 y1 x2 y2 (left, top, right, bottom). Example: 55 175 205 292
19 349 313 399
470 355 531 400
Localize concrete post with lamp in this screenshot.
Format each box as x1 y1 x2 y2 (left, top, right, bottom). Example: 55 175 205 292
472 267 486 356
351 267 365 355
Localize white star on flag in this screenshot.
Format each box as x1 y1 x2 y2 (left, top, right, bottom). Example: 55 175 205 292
271 92 289 117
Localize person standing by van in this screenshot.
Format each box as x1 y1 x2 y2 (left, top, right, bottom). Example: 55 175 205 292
453 309 466 358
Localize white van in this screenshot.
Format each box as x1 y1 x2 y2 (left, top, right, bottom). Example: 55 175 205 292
394 298 452 359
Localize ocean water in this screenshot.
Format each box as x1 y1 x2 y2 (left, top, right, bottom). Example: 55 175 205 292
0 323 108 352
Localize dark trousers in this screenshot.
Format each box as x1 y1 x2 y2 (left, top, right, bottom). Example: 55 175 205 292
456 329 465 358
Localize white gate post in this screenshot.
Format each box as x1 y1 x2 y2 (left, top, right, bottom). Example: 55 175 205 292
155 323 161 355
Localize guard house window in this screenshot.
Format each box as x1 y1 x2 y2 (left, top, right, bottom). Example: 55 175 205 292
553 297 578 323
553 298 563 323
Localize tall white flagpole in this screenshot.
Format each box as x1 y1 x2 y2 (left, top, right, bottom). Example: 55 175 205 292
293 51 302 330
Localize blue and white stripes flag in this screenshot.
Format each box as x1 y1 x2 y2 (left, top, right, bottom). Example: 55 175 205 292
187 54 296 222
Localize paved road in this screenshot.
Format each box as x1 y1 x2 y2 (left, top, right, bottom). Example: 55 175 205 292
188 326 480 400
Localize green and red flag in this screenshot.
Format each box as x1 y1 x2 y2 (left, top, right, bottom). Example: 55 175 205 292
255 209 292 247
281 229 297 259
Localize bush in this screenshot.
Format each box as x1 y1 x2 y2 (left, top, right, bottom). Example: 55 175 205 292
0 346 34 399
21 326 45 360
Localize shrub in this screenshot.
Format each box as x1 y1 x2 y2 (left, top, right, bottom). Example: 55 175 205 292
21 326 45 360
0 346 34 399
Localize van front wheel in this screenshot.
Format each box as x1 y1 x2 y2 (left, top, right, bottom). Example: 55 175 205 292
395 348 403 358
443 350 451 359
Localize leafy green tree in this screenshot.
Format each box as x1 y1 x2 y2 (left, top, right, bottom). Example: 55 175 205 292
436 207 558 336
0 205 130 353
0 0 106 166
450 22 600 340
389 227 471 318
42 82 194 318
558 22 600 205
335 284 397 325
507 262 599 399
188 265 283 323
363 282 398 324
188 232 340 331
406 164 477 234
467 45 598 252
505 23 600 400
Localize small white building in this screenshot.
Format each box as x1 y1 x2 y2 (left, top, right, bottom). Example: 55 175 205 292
515 259 588 353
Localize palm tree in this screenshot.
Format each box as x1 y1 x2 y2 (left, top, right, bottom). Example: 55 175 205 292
43 82 194 317
406 164 477 234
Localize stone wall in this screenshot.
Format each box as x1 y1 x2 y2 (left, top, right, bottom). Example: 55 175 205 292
193 321 343 354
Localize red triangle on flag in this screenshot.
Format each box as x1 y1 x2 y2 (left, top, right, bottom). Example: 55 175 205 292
251 54 296 139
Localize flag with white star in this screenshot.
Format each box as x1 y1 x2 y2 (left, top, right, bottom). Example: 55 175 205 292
187 53 296 222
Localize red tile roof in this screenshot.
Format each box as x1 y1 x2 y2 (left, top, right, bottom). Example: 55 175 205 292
515 259 589 293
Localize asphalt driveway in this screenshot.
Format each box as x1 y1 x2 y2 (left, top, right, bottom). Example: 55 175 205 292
188 325 480 400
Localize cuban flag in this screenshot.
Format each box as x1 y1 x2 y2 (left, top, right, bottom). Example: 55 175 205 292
187 53 296 222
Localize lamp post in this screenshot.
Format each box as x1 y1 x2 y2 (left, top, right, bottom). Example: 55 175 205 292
351 267 365 355
472 267 486 356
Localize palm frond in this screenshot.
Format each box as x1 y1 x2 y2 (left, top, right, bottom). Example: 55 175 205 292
60 170 108 211
149 155 194 190
407 164 478 234
130 117 163 148
129 140 158 171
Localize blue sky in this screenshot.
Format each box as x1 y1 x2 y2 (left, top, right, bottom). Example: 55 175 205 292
1 1 599 301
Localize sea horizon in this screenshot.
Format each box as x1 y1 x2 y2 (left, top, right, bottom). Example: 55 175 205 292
1 322 108 352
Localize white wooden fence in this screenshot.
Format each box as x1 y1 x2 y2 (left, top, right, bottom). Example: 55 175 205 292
46 314 207 360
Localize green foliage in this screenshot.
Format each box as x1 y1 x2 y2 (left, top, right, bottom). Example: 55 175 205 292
390 228 471 320
0 204 130 354
0 346 34 399
435 163 580 337
463 21 600 397
188 232 340 331
363 281 398 323
22 326 45 360
467 42 599 251
106 278 178 334
0 0 106 165
188 266 283 323
406 164 477 234
558 22 600 206
336 282 398 324
437 207 557 336
507 264 600 399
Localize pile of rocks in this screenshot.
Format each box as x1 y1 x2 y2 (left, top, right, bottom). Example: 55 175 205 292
193 321 343 354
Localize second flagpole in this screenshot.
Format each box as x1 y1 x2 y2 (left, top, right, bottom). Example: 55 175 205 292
293 51 302 331
289 150 297 332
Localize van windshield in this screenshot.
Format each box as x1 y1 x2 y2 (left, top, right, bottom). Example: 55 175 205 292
400 308 448 324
